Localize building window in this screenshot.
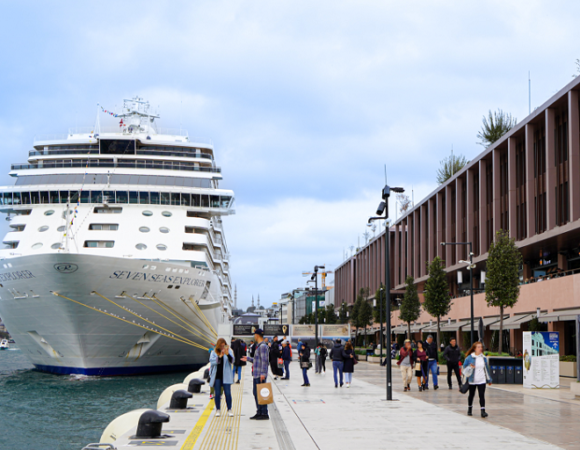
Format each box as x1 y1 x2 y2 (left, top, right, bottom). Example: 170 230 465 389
84 241 115 248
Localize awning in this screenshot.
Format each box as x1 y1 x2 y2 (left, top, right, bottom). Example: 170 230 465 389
540 308 580 322
392 324 408 335
440 319 471 332
460 316 504 332
410 323 429 333
421 323 439 333
489 313 533 330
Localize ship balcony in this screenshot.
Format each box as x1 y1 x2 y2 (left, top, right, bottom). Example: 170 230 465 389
29 148 214 161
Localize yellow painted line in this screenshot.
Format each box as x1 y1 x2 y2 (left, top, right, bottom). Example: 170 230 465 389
180 399 215 450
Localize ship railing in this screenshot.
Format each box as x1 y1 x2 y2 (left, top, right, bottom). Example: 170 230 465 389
29 149 213 160
11 161 221 173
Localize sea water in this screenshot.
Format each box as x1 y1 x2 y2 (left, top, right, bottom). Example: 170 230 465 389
0 347 191 450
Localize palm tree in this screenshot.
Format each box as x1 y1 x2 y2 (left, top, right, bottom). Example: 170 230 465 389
477 109 517 147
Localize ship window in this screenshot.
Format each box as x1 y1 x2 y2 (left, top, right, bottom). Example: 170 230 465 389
13 192 21 205
1 192 11 205
59 191 69 203
89 224 119 230
84 240 114 248
156 244 167 251
44 210 55 216
150 192 160 205
161 211 172 217
139 192 149 204
103 191 115 204
40 192 49 204
181 193 191 207
3 241 19 249
20 192 31 205
80 191 90 204
139 226 150 233
57 226 66 232
142 210 153 216
94 207 122 214
129 192 139 204
51 243 61 249
50 191 59 203
160 193 170 205
160 227 170 233
136 243 147 250
171 193 180 205
116 191 128 203
201 195 209 208
10 224 25 232
91 191 103 203
31 242 43 249
100 139 136 155
38 226 49 232
210 195 220 208
220 196 232 208
191 194 201 207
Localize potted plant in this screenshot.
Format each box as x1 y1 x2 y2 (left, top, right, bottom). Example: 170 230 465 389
559 355 578 378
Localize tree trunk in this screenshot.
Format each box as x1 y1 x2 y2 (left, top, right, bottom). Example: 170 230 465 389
436 316 441 359
407 322 411 341
499 306 504 355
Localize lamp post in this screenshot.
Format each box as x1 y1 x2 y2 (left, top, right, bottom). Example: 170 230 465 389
440 241 475 346
368 184 404 401
313 265 325 346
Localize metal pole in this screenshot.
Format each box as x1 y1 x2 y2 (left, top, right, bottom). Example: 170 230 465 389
469 243 474 346
315 271 319 347
385 225 392 400
380 286 383 365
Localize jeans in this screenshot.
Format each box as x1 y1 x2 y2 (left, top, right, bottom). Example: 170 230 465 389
468 383 486 408
426 359 438 387
302 368 310 384
315 355 321 373
332 361 344 385
344 372 352 383
283 360 290 379
447 362 461 387
233 365 242 381
252 377 268 416
213 379 232 411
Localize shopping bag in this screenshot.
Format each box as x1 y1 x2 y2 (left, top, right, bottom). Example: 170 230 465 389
277 358 284 368
257 382 274 405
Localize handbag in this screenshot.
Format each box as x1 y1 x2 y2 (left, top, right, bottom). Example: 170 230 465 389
277 358 284 368
300 361 312 369
460 380 470 394
414 362 421 371
353 356 358 365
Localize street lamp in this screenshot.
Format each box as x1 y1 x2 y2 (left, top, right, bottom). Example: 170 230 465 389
368 184 404 401
441 242 475 346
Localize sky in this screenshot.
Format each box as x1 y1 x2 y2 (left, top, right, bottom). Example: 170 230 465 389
1 1 580 310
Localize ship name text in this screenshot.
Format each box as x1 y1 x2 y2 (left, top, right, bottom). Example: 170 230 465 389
0 270 35 282
109 271 205 286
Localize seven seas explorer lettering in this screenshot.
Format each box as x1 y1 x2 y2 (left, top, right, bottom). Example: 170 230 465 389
109 271 206 287
0 270 35 282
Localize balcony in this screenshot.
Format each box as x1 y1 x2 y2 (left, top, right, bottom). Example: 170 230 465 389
11 160 221 174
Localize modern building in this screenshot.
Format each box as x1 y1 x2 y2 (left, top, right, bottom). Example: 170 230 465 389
335 75 580 356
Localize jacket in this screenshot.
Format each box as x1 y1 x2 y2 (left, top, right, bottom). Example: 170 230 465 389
463 353 492 384
319 347 328 359
209 348 235 387
330 343 346 362
232 340 247 367
396 347 415 366
270 341 282 362
282 345 292 361
425 340 438 360
443 344 461 364
246 341 270 379
300 345 311 362
343 349 355 373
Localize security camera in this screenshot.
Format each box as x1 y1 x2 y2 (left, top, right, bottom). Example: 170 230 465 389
440 242 446 246
376 201 386 216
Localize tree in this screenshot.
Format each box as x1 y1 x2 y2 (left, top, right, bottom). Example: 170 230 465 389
485 230 522 355
399 276 421 338
373 283 387 323
397 193 412 214
358 299 374 346
477 109 517 147
338 302 349 324
423 257 452 348
325 304 337 324
436 151 469 184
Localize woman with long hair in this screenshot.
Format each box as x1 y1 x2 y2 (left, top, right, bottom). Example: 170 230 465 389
463 341 492 418
343 341 356 387
209 337 235 417
414 340 428 391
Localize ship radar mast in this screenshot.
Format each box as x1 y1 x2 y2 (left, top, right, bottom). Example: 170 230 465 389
117 97 160 135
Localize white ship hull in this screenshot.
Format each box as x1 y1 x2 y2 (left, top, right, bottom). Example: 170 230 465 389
0 253 222 375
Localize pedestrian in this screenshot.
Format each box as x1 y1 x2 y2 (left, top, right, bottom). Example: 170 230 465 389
269 336 283 380
240 328 270 420
249 340 256 358
343 341 356 387
397 339 414 391
463 341 492 418
300 341 311 386
319 344 328 374
231 338 245 384
209 338 235 417
297 340 304 356
314 343 322 374
424 335 439 390
414 340 428 391
443 338 462 390
281 340 291 380
330 338 345 388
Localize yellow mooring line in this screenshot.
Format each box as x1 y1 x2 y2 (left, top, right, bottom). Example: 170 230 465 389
180 399 215 450
197 368 245 450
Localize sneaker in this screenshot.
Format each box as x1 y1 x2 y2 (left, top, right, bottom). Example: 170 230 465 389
340 383 343 387
209 394 214 399
250 414 260 420
404 387 408 392
481 409 488 418
274 377 278 380
236 380 241 384
335 384 338 388
216 410 221 417
228 410 234 417
418 386 422 392
449 386 452 390
255 415 270 420
347 383 350 388
434 385 439 390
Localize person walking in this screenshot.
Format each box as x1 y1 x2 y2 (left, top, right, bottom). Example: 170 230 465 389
463 341 492 418
300 341 311 386
330 338 345 388
397 339 414 391
424 335 439 390
281 340 291 380
443 337 462 390
209 338 235 417
414 340 428 391
269 336 283 380
314 343 322 374
231 338 246 384
343 341 356 387
241 328 270 420
319 344 328 374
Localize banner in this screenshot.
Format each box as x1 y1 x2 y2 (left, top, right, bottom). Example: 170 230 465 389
264 324 289 337
321 324 350 337
291 325 316 337
523 331 560 389
233 324 257 336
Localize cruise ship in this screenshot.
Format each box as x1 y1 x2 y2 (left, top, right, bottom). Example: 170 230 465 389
0 98 234 375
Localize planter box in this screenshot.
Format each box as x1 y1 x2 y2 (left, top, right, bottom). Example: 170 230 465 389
570 381 580 399
367 356 382 364
560 361 578 378
356 355 367 361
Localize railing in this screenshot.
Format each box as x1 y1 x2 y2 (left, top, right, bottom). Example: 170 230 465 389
29 149 213 160
34 128 213 145
11 161 221 173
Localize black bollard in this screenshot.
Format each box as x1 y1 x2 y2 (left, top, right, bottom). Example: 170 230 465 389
169 389 193 409
188 378 205 394
135 410 170 439
203 368 210 380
